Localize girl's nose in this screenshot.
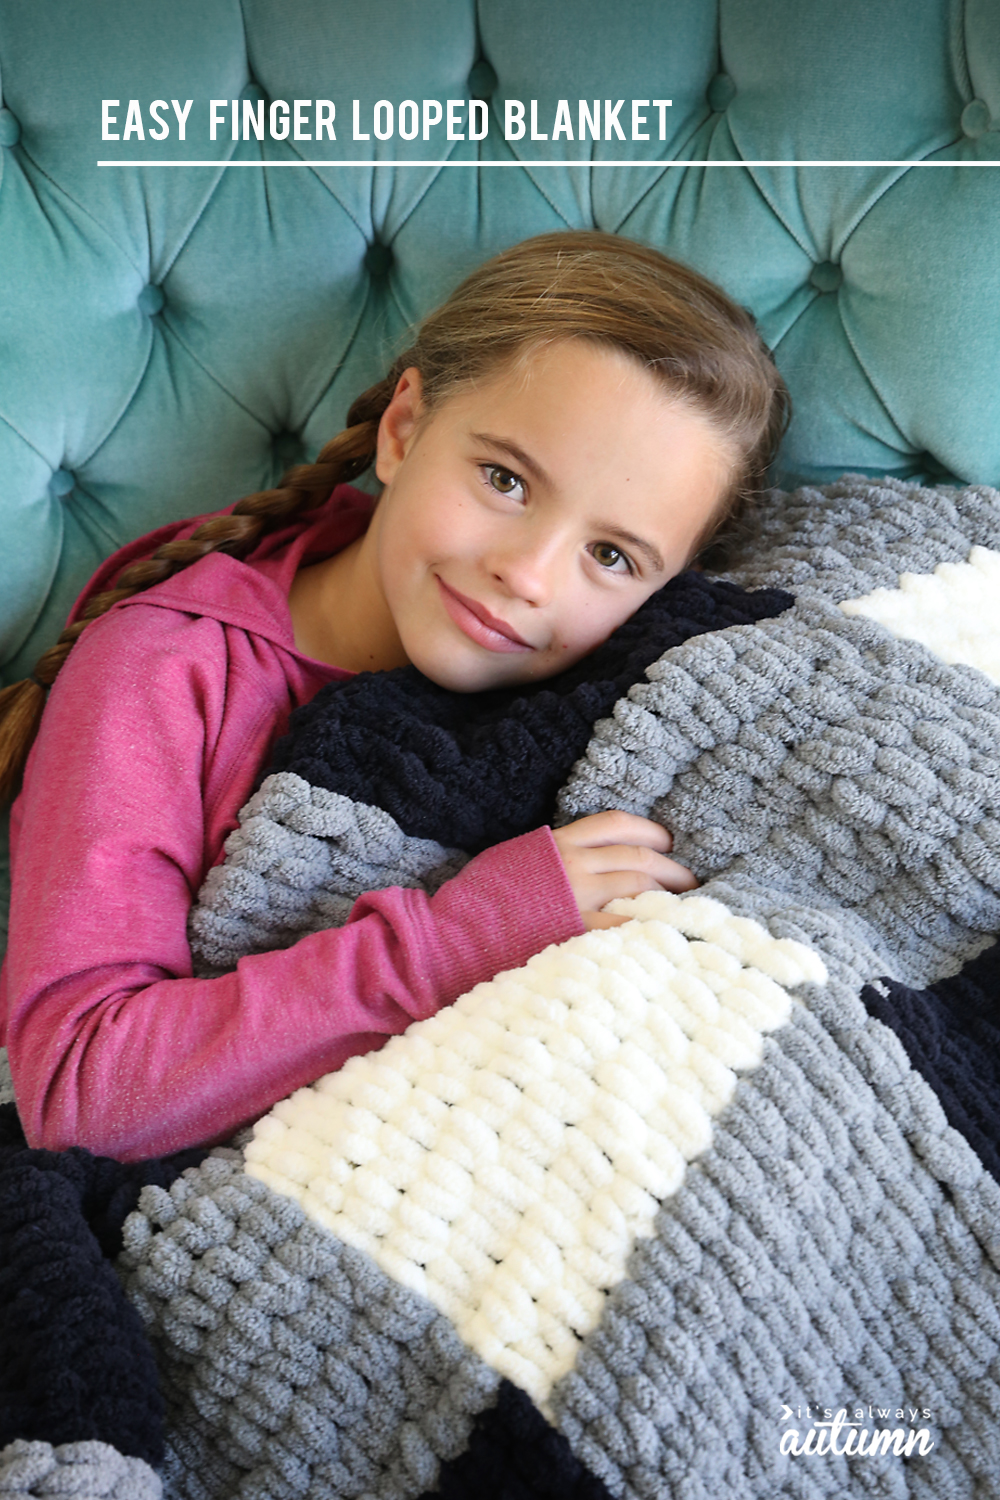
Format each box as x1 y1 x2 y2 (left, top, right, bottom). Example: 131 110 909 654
486 536 561 607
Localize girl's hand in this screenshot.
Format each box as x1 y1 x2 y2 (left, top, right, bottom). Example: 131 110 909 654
552 810 698 930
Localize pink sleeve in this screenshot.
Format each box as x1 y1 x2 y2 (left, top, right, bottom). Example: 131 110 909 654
1 610 584 1162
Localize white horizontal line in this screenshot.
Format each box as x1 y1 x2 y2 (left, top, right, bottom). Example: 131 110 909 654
97 158 999 168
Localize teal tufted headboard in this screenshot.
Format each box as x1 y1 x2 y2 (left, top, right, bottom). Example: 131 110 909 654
1 0 999 940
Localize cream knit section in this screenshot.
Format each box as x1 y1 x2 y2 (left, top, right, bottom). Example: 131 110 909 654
245 891 825 1407
841 545 1000 684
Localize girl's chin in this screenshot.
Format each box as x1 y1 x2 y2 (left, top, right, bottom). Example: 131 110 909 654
407 640 553 693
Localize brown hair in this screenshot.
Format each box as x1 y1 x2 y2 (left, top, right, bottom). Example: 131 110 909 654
0 230 789 801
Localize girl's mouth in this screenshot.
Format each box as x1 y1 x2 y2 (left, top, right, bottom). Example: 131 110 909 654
435 577 535 653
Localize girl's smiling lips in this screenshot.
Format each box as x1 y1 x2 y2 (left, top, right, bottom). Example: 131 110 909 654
435 576 535 653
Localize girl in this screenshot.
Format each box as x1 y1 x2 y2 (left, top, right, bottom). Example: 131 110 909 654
0 231 789 1162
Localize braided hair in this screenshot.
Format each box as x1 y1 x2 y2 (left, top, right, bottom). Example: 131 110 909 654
0 230 789 801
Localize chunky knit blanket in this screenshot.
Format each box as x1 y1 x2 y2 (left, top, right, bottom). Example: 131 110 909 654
3 476 1000 1500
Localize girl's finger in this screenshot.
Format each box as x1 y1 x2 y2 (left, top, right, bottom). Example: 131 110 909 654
654 860 698 893
585 867 693 906
576 843 695 887
583 911 633 930
582 871 661 906
557 811 673 853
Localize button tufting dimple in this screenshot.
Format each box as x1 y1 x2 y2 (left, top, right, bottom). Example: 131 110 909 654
273 431 305 471
707 73 736 112
50 468 75 498
138 284 165 317
0 108 21 147
809 261 843 293
467 60 497 102
364 242 393 280
960 99 992 138
241 81 265 105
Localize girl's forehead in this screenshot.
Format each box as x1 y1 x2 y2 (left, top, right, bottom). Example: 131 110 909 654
437 343 731 478
435 340 692 430
492 337 655 394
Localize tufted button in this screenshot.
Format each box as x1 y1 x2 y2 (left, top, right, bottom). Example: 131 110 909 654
364 241 393 280
241 81 265 104
918 452 959 484
0 108 21 147
467 59 497 102
138 284 165 316
707 73 736 112
50 468 75 498
960 99 992 138
273 431 305 471
809 261 843 293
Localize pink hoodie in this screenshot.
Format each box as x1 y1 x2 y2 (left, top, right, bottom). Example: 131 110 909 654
1 486 583 1161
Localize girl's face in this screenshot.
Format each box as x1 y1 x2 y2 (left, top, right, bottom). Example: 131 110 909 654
363 339 733 692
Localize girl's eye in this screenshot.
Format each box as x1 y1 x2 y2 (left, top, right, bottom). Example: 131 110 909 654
591 541 633 574
484 465 525 499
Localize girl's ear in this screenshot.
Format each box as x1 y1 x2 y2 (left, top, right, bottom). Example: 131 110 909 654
375 367 425 484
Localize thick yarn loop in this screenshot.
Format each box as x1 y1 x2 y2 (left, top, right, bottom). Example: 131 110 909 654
0 1439 162 1500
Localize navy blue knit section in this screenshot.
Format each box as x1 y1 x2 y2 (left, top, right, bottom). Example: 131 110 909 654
271 572 793 852
420 1379 611 1500
861 944 1000 1184
0 1103 205 1461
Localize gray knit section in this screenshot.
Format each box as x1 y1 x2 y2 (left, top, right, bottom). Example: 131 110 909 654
118 1153 499 1500
548 480 1000 1497
560 484 1000 990
720 476 1000 600
188 773 469 975
550 891 1000 1500
699 876 1000 1267
0 1440 161 1499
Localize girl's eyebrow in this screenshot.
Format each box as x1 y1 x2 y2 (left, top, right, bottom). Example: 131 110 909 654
470 431 552 488
593 525 666 574
471 429 666 573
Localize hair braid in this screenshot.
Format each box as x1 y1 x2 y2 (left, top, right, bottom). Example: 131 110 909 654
0 408 387 801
